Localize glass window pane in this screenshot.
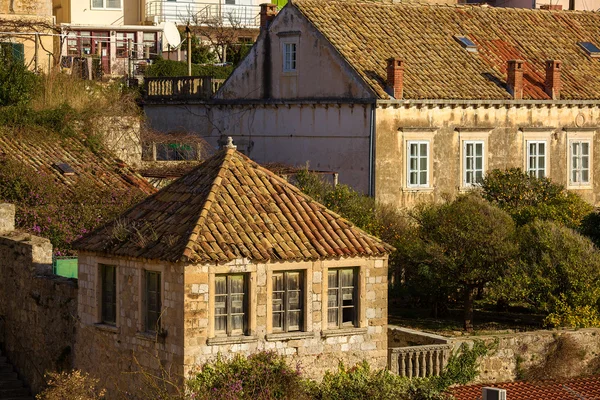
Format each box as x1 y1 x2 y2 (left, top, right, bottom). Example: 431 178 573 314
328 271 338 288
583 170 589 182
273 313 283 329
342 288 354 305
288 291 301 309
92 0 103 7
420 156 427 171
341 269 354 287
288 311 301 331
232 315 244 331
420 171 427 184
231 295 244 314
476 143 483 156
410 143 418 157
215 276 226 295
288 272 299 290
409 172 417 185
475 157 482 170
420 143 427 155
582 142 589 155
466 143 472 157
215 316 227 332
328 289 338 308
539 143 545 156
572 170 578 183
230 275 244 294
328 309 338 325
273 273 283 291
583 156 589 169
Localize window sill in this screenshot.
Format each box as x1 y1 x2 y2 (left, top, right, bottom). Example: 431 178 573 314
402 187 434 193
207 335 258 345
567 185 593 190
94 323 119 334
282 71 298 77
321 327 368 338
266 331 315 341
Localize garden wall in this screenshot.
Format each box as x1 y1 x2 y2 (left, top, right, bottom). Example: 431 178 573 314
388 326 450 348
0 204 78 393
454 328 600 383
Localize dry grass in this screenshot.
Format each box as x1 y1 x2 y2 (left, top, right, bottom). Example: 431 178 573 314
30 71 139 117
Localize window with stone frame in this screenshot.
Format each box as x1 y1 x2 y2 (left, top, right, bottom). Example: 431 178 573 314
144 270 161 333
407 140 429 188
283 42 297 72
570 140 591 185
272 271 303 332
215 274 248 336
100 264 117 325
526 140 547 179
463 140 485 187
327 268 358 329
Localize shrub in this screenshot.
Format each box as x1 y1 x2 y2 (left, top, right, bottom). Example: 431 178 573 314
415 194 517 331
145 59 233 79
500 220 600 327
313 361 411 400
481 168 592 228
36 370 106 400
186 351 310 400
0 53 38 106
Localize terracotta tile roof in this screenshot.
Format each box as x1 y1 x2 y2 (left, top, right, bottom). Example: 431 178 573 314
74 149 394 263
0 133 156 196
450 375 600 400
293 0 600 100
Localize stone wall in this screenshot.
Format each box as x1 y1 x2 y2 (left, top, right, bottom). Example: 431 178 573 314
453 328 600 384
183 256 389 380
388 326 450 348
75 252 185 398
0 204 78 393
100 116 143 169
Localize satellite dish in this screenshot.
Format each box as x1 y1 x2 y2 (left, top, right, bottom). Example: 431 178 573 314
163 22 182 48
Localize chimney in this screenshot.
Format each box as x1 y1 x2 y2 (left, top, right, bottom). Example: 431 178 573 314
507 59 524 100
260 3 278 31
0 203 15 235
386 58 404 99
545 59 562 100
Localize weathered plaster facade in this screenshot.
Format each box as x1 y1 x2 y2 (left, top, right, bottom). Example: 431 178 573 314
144 103 373 193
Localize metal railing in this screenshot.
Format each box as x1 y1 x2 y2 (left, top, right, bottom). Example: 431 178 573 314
388 344 453 378
145 0 261 28
144 76 225 101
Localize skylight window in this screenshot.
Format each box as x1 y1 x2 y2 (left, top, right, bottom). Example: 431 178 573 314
579 42 600 57
54 163 75 176
454 35 478 53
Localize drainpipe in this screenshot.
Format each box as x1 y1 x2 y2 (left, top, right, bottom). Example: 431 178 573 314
369 103 375 197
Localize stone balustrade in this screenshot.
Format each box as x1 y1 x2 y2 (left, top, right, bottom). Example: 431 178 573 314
144 76 225 102
389 344 453 378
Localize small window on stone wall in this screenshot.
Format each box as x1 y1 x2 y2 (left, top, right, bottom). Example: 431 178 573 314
272 271 304 332
145 270 161 333
215 274 248 336
100 264 117 325
327 268 357 329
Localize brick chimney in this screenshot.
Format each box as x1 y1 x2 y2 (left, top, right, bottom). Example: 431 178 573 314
260 4 278 31
507 59 524 100
386 58 404 99
544 59 562 100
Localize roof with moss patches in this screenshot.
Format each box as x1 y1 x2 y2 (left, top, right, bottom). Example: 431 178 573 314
73 148 394 263
293 0 600 100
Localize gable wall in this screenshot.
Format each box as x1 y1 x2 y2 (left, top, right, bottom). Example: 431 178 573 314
183 256 388 379
144 102 374 194
375 103 600 208
217 5 374 100
75 252 185 398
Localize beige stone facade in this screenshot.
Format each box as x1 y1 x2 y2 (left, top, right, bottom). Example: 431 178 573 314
374 101 600 208
74 252 388 395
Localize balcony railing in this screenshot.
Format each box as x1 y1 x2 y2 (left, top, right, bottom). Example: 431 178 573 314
144 76 225 101
145 0 261 28
388 344 453 378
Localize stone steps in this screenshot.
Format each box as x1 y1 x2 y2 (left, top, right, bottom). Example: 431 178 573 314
0 350 33 400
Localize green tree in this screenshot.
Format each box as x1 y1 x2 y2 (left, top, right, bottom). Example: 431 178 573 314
507 220 600 327
481 168 592 228
417 194 517 331
0 50 38 106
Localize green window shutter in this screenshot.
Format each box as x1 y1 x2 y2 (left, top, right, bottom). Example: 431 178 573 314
12 43 24 64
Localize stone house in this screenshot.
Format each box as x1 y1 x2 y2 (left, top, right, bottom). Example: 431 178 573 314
145 0 600 209
73 145 393 395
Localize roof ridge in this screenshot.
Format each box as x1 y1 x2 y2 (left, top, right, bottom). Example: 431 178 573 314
181 148 234 262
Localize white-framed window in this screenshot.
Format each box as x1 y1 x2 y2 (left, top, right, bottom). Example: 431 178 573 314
407 141 429 188
463 140 484 187
283 42 296 72
91 0 122 9
526 141 547 179
570 140 591 185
